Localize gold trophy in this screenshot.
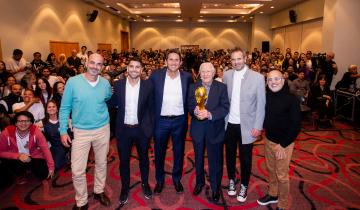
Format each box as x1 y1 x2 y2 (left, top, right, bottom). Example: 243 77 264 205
195 86 207 110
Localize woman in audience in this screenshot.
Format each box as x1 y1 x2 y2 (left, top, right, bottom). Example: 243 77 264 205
20 72 36 91
58 53 75 80
1 75 16 98
43 100 68 171
46 53 59 74
309 75 334 127
0 111 54 184
0 61 10 93
35 77 53 107
52 81 65 107
13 89 45 125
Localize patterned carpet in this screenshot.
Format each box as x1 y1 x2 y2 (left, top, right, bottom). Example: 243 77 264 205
0 120 359 210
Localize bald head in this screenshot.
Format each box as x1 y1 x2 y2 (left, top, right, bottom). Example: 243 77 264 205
267 70 285 93
348 64 358 74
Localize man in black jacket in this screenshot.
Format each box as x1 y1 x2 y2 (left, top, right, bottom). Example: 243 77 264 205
257 70 301 210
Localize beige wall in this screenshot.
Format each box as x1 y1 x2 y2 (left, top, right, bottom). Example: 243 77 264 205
0 0 129 61
251 15 272 51
323 0 360 88
272 19 323 53
270 0 324 53
270 0 324 29
130 22 251 50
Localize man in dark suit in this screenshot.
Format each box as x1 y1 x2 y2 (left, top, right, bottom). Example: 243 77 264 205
188 62 229 203
149 49 192 195
110 57 154 205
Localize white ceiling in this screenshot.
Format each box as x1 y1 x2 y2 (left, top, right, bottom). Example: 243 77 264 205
84 0 305 22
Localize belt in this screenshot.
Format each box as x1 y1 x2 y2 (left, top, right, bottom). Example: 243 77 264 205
124 124 139 128
160 115 181 119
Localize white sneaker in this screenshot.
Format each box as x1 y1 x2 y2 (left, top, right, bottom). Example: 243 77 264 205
227 179 236 196
236 184 248 202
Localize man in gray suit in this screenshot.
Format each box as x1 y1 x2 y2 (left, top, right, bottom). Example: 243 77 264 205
223 47 266 203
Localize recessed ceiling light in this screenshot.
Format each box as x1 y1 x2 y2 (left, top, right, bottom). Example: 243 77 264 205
106 5 110 8
270 6 274 9
235 4 239 7
260 11 264 14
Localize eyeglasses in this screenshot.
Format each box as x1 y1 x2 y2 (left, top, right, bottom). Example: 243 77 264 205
267 77 283 82
16 120 31 124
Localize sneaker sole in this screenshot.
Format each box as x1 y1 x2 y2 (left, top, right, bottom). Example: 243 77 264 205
228 190 236 196
237 196 247 202
119 198 128 205
144 194 152 199
257 199 278 205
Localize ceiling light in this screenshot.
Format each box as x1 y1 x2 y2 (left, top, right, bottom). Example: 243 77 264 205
106 5 110 8
176 19 183 22
260 11 264 14
235 4 239 7
250 16 253 19
198 19 205 22
214 4 218 7
270 6 274 9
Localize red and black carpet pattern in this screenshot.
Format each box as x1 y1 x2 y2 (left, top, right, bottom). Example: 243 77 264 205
1 121 359 210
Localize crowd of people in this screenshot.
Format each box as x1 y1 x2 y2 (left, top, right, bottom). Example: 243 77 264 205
0 45 359 210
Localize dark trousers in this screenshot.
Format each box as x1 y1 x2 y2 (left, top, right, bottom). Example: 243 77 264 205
50 145 69 171
0 158 49 180
192 137 223 192
117 127 149 191
154 115 187 184
225 123 253 186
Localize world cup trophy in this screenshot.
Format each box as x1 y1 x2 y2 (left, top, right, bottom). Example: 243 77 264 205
195 86 207 110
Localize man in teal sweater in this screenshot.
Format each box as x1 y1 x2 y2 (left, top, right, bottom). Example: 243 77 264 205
59 53 112 210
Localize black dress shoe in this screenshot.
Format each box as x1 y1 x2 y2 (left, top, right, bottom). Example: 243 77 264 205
192 184 204 195
174 181 184 193
119 189 129 204
72 203 88 210
94 192 111 206
153 182 164 195
142 183 152 199
211 191 220 203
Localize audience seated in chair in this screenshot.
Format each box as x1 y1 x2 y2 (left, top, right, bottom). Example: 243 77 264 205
308 75 334 128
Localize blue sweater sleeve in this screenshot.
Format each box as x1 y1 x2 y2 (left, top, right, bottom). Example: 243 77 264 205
59 78 74 135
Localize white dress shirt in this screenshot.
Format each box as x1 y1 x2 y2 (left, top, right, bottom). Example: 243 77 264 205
228 69 247 124
124 79 140 125
160 72 184 116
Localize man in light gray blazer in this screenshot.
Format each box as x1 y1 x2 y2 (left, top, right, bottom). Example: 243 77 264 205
223 47 266 203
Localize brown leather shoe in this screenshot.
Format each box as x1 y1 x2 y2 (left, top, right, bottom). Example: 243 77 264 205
72 203 88 210
94 192 111 206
